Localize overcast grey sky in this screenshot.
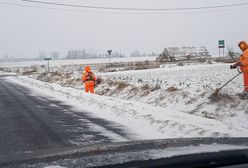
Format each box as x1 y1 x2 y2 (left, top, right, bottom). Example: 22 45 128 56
0 0 248 58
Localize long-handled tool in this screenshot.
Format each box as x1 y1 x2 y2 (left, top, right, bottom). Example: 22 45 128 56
211 68 242 97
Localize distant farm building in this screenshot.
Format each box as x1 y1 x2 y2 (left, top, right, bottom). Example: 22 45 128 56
157 47 211 61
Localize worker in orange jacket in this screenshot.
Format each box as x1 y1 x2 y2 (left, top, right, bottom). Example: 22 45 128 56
230 41 248 94
82 65 97 93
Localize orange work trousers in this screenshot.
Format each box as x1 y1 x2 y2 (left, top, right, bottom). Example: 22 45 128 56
85 81 95 93
244 72 248 92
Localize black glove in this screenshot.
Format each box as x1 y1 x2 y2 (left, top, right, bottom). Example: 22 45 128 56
230 64 237 69
230 62 241 69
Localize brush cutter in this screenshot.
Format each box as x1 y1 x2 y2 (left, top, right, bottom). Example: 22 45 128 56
211 68 242 97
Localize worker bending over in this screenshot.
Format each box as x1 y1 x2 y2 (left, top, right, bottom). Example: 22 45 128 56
82 65 97 93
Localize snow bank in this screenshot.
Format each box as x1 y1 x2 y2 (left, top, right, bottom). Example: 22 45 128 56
6 76 248 139
44 166 67 168
0 71 17 76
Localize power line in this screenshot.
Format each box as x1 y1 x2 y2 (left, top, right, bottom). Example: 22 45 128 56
0 2 118 14
1 1 247 15
21 0 248 11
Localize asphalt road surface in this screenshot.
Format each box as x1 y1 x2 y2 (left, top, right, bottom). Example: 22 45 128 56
0 76 130 161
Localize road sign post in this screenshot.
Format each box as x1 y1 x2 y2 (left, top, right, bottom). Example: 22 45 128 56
218 40 225 58
44 58 52 72
107 50 112 63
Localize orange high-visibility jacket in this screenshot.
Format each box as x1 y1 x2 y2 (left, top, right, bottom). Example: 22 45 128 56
82 71 97 83
239 49 248 73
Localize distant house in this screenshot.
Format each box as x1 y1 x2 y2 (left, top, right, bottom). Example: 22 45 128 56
158 47 211 61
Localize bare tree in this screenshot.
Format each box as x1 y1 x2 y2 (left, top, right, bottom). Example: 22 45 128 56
39 52 47 60
130 51 141 57
50 52 60 60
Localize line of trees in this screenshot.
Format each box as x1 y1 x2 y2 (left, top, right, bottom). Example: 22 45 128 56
38 51 60 60
65 49 126 59
37 49 157 60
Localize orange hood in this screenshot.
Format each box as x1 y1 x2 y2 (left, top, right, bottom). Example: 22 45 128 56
85 66 91 72
238 41 248 52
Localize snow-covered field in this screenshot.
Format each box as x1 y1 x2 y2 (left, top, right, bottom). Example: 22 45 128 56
96 63 248 130
2 60 248 139
0 56 156 68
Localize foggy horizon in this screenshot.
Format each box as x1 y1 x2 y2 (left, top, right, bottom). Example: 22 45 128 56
1 0 248 59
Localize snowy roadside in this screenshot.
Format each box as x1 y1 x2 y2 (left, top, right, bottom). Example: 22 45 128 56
5 76 248 139
96 63 248 130
4 62 248 134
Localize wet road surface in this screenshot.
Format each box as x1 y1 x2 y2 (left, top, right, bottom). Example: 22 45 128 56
0 76 130 160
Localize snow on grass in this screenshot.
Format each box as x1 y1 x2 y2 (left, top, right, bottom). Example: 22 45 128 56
96 63 248 130
99 63 242 93
6 76 248 139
